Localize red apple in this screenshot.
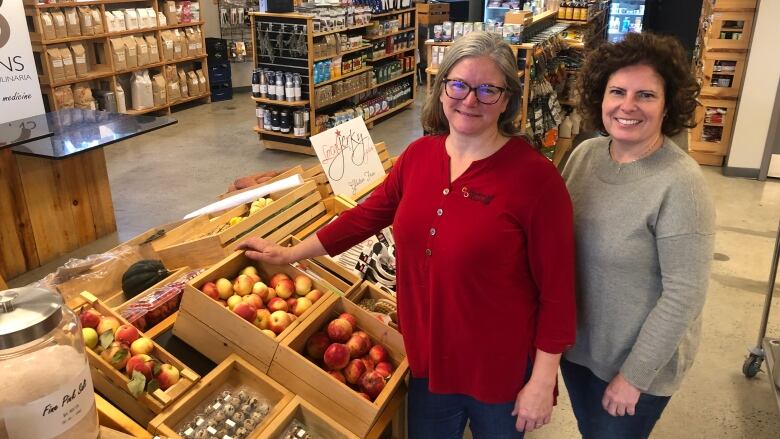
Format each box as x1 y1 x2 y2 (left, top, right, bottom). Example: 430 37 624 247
354 331 372 346
344 358 367 385
253 309 271 330
374 361 394 379
327 318 353 343
338 313 358 331
241 266 259 277
291 297 313 316
130 337 154 356
156 363 180 390
252 282 269 299
266 287 277 300
268 310 292 334
115 325 140 345
125 354 155 380
242 293 263 310
323 343 350 370
233 302 257 322
329 370 347 384
96 317 120 336
227 295 243 311
305 289 324 303
269 272 290 289
294 275 313 295
267 297 288 313
368 344 389 364
101 341 129 370
359 370 386 399
246 272 261 284
79 308 102 329
357 392 371 400
346 333 371 358
201 282 219 299
286 298 298 309
275 278 295 299
306 331 331 361
361 355 375 372
216 278 233 299
287 312 297 323
261 329 276 338
233 274 254 296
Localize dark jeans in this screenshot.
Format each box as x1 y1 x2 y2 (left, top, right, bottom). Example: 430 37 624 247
408 377 524 439
560 358 671 439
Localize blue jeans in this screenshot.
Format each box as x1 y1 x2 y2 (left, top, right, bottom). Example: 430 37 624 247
560 358 671 439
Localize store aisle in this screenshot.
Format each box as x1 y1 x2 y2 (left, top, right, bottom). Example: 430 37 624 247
8 92 780 438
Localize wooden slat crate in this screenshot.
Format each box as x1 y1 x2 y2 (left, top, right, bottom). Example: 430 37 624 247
149 354 294 439
257 395 359 439
689 97 737 156
280 235 360 295
713 0 757 11
269 296 409 437
152 179 326 269
96 394 153 439
346 281 398 331
77 292 201 426
216 166 305 200
706 11 755 50
174 250 336 371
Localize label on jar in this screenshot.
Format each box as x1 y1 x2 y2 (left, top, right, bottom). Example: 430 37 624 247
294 126 305 137
1 365 95 438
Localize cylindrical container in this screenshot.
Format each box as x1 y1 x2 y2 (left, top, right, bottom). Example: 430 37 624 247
259 69 268 98
266 70 276 100
271 109 280 131
285 74 295 102
275 71 284 100
293 111 305 137
0 288 100 439
280 109 291 134
302 109 310 134
293 74 302 100
251 69 261 98
256 104 264 129
263 107 272 131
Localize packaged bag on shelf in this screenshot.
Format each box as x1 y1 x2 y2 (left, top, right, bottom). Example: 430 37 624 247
70 43 89 77
91 8 104 34
130 70 153 110
123 36 138 69
166 68 181 101
135 8 149 29
115 83 127 113
51 10 67 39
46 47 65 82
160 31 175 61
59 46 77 79
190 0 200 21
194 27 204 55
197 69 207 92
178 0 192 23
187 70 200 96
54 85 75 109
164 65 178 82
134 36 149 66
109 38 127 71
124 8 139 30
77 6 94 36
145 34 160 63
73 83 96 110
111 10 127 32
64 8 81 37
162 1 178 25
146 8 158 29
152 74 167 106
173 29 185 59
103 11 116 32
157 10 167 27
177 69 189 96
40 12 56 41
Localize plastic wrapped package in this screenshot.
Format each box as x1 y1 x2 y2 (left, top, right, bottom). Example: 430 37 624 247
120 268 204 331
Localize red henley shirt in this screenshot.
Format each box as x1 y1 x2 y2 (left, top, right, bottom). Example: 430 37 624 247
317 135 576 403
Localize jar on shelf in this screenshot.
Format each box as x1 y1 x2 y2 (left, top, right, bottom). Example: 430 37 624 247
0 288 100 439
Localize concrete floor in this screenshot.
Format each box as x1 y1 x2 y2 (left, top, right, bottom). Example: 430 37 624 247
8 92 780 438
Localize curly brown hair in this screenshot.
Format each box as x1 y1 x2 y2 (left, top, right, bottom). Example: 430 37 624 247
576 32 700 136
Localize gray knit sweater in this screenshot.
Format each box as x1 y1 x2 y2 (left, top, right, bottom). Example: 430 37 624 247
561 136 715 396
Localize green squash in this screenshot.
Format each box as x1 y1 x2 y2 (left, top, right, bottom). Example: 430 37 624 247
122 260 170 300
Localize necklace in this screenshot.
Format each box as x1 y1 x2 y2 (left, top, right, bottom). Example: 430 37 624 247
609 133 663 164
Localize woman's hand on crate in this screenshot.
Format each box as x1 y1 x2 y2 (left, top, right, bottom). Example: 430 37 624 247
239 235 329 265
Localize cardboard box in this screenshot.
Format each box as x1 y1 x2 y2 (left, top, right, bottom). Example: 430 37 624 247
417 2 450 25
505 10 533 25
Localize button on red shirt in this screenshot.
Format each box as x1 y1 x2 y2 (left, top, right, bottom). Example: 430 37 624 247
317 135 576 403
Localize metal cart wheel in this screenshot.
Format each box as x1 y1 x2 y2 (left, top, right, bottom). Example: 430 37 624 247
743 353 763 378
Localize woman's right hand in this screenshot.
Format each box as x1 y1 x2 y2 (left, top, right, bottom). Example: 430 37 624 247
237 237 293 265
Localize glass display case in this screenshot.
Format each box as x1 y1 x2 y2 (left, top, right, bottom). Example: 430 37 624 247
607 0 645 43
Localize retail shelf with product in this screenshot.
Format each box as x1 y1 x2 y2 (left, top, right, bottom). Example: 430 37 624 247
248 4 417 155
24 0 211 114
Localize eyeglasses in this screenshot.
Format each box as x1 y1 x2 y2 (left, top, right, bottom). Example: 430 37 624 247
442 79 506 105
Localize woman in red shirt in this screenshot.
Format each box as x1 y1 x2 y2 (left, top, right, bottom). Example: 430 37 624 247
239 32 575 438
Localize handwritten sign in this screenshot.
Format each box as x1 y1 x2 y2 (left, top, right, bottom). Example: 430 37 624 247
309 117 386 198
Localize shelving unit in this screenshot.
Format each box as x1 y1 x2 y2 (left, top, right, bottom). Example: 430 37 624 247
689 0 758 166
249 5 417 155
24 0 211 114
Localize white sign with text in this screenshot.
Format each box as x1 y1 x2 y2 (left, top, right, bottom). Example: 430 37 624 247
309 117 386 198
0 0 45 123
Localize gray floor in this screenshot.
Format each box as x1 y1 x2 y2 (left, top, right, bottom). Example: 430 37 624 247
8 92 780 438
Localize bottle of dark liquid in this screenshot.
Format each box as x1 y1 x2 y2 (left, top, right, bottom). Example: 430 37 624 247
252 69 261 98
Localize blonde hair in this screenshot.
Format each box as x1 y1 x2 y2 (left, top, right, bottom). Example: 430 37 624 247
421 32 522 136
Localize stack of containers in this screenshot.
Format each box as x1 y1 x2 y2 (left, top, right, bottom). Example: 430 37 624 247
206 37 232 101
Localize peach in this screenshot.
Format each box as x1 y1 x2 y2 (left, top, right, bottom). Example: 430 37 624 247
361 355 375 372
368 344 389 364
338 313 358 331
306 331 331 361
233 302 257 322
201 282 219 300
96 317 120 336
266 297 288 313
156 363 180 390
359 370 386 399
275 278 295 299
327 318 353 343
329 370 347 384
252 282 269 299
374 361 394 379
247 273 261 284
241 266 259 277
216 278 233 299
101 341 129 370
125 354 155 380
346 333 371 358
266 287 277 301
253 309 271 330
305 289 324 303
344 358 367 385
227 295 243 311
286 298 298 310
233 274 254 296
79 308 102 329
130 337 154 356
260 329 276 338
242 293 263 310
291 297 313 316
323 343 350 370
115 324 140 345
287 312 297 323
294 275 313 295
269 272 290 289
268 310 292 334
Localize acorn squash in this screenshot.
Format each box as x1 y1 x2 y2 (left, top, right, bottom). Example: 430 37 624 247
122 260 170 300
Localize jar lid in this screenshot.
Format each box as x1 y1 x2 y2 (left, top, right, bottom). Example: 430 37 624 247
0 288 63 350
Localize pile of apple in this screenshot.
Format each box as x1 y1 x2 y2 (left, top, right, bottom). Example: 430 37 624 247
79 307 180 397
305 313 394 402
199 266 324 338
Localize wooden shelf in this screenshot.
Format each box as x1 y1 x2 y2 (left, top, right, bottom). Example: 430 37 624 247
249 11 313 20
251 96 309 106
114 61 166 75
368 46 414 62
532 9 560 24
314 66 372 88
703 121 725 126
36 23 202 46
159 21 206 31
312 23 371 38
557 9 605 25
38 33 111 45
364 27 415 40
364 98 413 124
371 7 416 18
374 71 414 87
27 0 148 8
313 44 371 62
166 54 208 65
315 86 371 110
48 69 114 87
253 127 303 138
170 93 211 106
124 103 168 115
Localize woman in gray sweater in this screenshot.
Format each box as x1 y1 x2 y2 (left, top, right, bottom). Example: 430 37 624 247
561 32 715 439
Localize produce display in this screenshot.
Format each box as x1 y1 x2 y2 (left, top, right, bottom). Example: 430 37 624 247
227 169 287 193
120 267 205 331
175 386 273 439
278 418 315 439
355 297 397 328
79 306 181 396
304 313 395 402
198 197 275 239
121 259 171 300
198 266 325 338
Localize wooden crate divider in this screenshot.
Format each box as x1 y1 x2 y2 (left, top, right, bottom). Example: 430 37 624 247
269 295 409 437
257 395 359 439
280 235 359 295
77 292 200 426
149 354 295 439
216 166 305 200
96 394 153 439
345 281 398 331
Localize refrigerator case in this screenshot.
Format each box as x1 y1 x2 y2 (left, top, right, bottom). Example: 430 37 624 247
484 0 522 24
607 0 645 43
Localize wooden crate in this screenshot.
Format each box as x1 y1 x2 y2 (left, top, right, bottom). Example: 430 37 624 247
269 296 409 437
96 394 153 439
689 98 737 156
77 292 201 426
706 11 755 50
174 250 336 370
257 395 359 439
293 195 357 240
713 0 757 11
149 354 294 439
216 165 305 201
152 180 327 269
280 235 360 295
346 281 398 331
701 52 746 99
417 3 449 25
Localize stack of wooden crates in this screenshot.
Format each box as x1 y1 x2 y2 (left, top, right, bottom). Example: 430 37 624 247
689 0 758 166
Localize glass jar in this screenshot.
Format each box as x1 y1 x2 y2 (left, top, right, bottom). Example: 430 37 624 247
0 288 99 439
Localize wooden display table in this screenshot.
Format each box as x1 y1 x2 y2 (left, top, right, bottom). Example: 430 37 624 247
0 109 176 280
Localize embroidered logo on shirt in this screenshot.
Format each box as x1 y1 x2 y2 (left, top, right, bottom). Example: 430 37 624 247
462 186 494 205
